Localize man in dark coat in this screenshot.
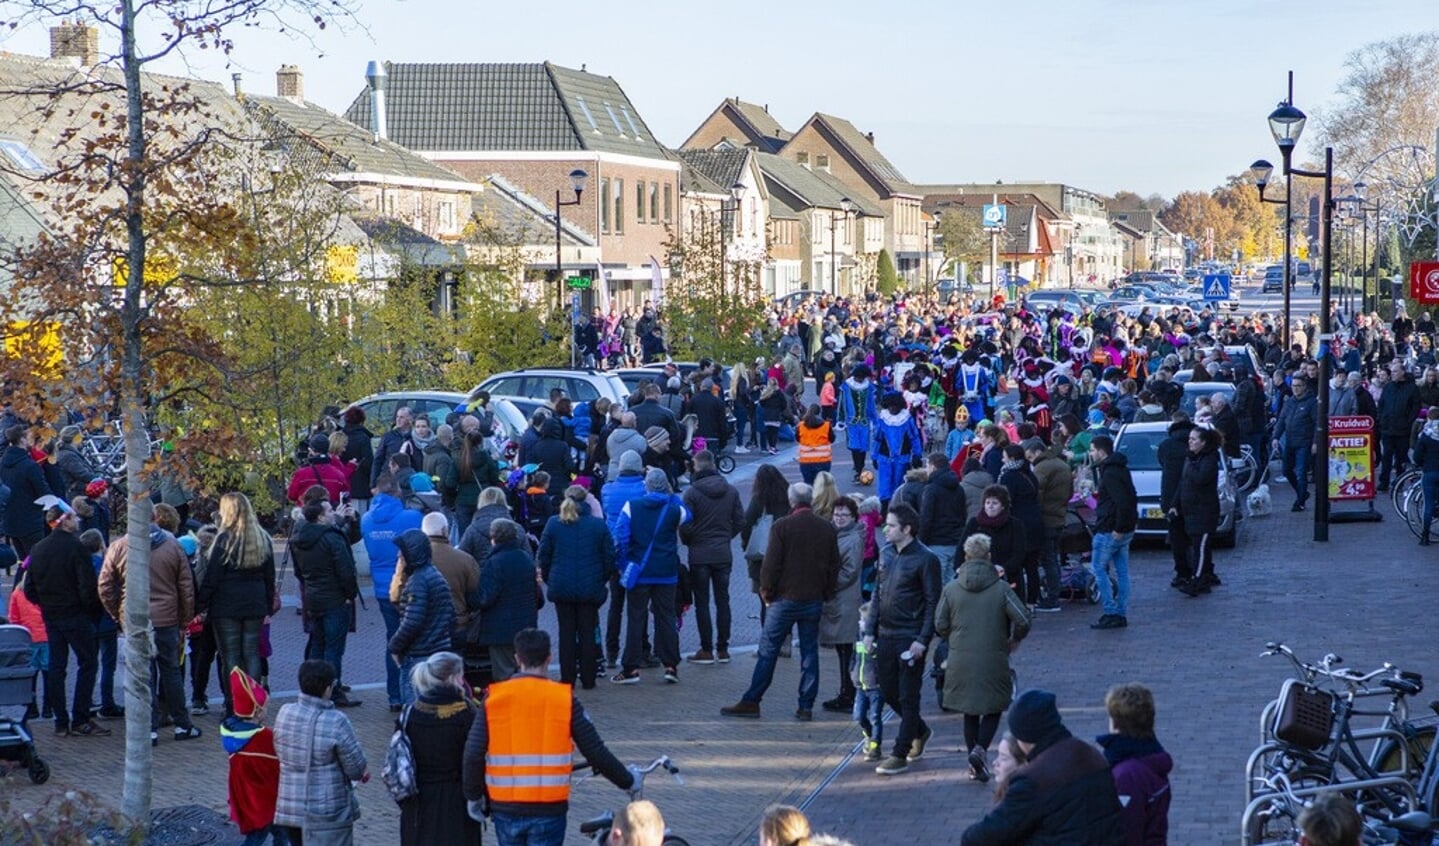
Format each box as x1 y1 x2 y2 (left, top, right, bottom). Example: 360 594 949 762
529 418 574 497
1272 375 1318 511
1377 361 1421 491
1 425 52 556
371 405 414 487
475 518 540 682
631 383 685 482
721 482 840 721
1157 415 1195 588
961 689 1124 846
689 379 728 453
918 451 967 581
680 451 742 664
1089 436 1136 630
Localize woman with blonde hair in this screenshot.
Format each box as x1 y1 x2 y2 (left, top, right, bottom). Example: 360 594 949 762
538 485 615 688
197 492 276 717
759 805 811 846
810 471 840 520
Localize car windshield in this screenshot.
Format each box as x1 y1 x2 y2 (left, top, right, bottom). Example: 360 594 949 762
1180 385 1235 417
1116 430 1165 471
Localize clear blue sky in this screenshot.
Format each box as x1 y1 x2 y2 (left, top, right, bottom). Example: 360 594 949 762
0 0 1424 198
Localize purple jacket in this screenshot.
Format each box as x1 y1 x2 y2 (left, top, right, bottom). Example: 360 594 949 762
1098 733 1172 846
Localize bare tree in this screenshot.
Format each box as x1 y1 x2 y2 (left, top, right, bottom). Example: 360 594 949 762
0 0 354 828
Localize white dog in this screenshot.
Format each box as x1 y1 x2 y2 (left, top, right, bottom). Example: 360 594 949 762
1246 483 1273 517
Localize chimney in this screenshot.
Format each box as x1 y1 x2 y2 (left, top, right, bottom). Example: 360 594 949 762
365 60 388 142
231 73 243 99
50 20 99 66
763 103 769 113
276 64 303 101
865 131 874 145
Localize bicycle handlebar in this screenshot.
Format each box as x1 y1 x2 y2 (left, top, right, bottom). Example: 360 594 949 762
1262 642 1401 692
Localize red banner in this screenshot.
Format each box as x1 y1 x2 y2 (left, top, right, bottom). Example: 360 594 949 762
1327 415 1375 501
1409 262 1439 304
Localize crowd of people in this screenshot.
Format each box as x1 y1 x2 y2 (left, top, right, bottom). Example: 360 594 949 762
3 284 1424 846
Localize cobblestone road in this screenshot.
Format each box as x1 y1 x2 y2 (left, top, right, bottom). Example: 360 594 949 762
4 437 1433 846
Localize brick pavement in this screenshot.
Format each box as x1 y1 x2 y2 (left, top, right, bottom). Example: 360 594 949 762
5 438 1435 846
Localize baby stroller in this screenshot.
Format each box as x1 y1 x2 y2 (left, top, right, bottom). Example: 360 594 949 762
1058 502 1100 604
0 624 49 783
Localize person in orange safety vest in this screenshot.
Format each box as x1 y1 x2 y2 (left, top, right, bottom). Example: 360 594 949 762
796 404 835 486
463 628 636 846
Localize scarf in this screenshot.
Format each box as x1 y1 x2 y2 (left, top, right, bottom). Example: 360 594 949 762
1001 458 1026 473
411 431 437 452
976 508 1009 530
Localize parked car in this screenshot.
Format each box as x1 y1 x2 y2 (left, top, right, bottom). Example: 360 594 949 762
1023 290 1086 314
1113 420 1238 548
1261 265 1285 293
1177 381 1237 420
348 390 532 464
473 367 629 408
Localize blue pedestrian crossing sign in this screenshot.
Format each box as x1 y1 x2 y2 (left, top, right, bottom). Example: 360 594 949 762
1202 273 1231 301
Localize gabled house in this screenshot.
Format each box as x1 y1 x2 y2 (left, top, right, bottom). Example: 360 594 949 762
674 147 771 294
779 113 926 283
682 98 791 154
243 65 482 243
754 152 884 298
923 192 1065 288
1108 208 1184 271
343 61 680 307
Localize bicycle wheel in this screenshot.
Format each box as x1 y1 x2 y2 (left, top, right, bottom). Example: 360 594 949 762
1393 469 1421 518
1402 485 1433 540
717 454 736 474
1232 448 1260 492
1373 724 1435 781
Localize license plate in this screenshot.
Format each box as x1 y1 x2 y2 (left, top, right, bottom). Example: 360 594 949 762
1142 507 1165 520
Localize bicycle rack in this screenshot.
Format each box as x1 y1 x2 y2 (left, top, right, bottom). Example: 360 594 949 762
1241 774 1420 846
1245 729 1414 806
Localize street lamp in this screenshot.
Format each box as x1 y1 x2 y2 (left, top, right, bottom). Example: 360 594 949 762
830 197 852 296
1250 157 1293 349
719 181 747 305
1263 77 1340 541
555 167 588 367
923 212 941 300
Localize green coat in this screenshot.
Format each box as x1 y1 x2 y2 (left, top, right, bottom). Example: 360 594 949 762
934 559 1031 715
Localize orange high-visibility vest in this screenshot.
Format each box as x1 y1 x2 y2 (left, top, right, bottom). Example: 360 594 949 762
797 421 833 464
484 676 573 804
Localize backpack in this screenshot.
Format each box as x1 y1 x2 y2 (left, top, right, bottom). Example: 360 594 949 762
382 706 419 802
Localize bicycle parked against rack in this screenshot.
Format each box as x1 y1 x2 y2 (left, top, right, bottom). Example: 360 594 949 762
1244 643 1438 844
575 755 689 846
1244 770 1432 846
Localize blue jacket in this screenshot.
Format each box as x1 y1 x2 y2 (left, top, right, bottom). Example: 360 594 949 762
602 472 647 538
387 529 454 659
614 492 690 586
475 540 538 646
538 504 615 604
361 493 423 600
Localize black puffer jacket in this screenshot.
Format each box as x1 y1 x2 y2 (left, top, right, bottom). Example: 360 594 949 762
680 470 742 564
1178 444 1222 535
1157 420 1194 513
198 531 277 619
961 733 1124 846
999 464 1045 535
290 519 358 614
389 529 454 659
0 445 49 540
918 468 967 546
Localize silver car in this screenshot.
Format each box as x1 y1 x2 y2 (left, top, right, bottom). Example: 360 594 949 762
1112 421 1239 548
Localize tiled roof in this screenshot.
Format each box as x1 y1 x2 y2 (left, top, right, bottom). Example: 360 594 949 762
807 113 910 191
343 62 668 158
675 148 749 194
754 152 884 217
476 174 594 247
245 94 474 185
726 99 790 153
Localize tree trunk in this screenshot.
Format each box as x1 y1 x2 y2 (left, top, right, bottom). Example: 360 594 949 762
119 0 154 827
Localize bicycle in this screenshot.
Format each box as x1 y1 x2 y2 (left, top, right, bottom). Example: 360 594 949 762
1231 443 1263 493
575 755 689 846
1242 770 1432 846
1245 643 1433 843
1392 467 1422 517
1400 483 1436 540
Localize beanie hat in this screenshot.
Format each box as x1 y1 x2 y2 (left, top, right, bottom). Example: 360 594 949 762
409 472 434 492
1087 409 1106 427
230 667 268 719
619 450 644 474
308 433 331 454
643 467 671 493
86 478 108 499
1008 689 1064 744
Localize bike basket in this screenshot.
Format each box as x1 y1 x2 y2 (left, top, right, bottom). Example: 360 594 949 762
1272 679 1336 750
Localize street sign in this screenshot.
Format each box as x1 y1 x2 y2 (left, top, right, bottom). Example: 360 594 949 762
1201 273 1231 301
982 204 1007 229
1409 262 1439 304
566 275 591 289
1327 415 1375 501
996 267 1009 285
